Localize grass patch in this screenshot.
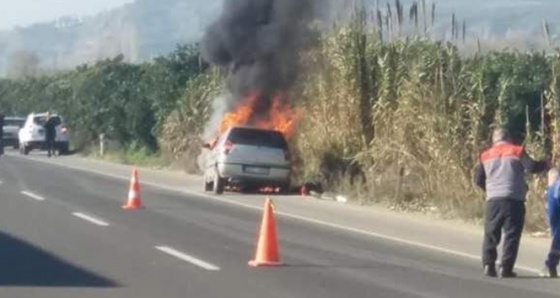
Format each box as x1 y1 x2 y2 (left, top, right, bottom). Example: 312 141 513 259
88 146 170 169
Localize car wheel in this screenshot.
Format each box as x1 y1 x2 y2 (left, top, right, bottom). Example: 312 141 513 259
58 143 69 155
214 172 225 195
23 146 30 155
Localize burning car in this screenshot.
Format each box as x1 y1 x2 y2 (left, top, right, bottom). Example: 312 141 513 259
202 126 292 195
199 0 317 193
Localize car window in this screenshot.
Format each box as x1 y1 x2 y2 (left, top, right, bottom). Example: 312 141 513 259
33 117 45 125
4 119 25 127
34 116 61 126
227 128 288 149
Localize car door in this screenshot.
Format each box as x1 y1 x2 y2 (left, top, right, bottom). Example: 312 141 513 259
19 116 33 142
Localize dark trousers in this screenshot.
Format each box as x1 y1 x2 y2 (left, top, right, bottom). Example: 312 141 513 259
46 136 55 156
546 195 560 268
482 198 525 272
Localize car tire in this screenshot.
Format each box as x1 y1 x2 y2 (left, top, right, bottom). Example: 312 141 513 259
22 146 30 155
58 143 69 156
214 172 225 195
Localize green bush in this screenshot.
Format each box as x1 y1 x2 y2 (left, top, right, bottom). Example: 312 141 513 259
2 3 560 233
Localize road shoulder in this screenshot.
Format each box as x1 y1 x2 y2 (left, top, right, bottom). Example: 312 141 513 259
8 152 553 272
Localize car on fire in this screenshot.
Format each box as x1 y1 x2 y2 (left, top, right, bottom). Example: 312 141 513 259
202 126 292 195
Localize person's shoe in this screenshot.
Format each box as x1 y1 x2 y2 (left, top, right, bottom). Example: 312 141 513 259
540 266 558 278
484 264 497 277
499 267 517 278
551 266 558 278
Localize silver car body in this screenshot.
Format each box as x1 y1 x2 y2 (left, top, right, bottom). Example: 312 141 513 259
3 117 25 147
203 126 291 194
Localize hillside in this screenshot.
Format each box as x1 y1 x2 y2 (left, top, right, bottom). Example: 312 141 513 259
0 0 559 75
358 0 559 42
0 0 222 74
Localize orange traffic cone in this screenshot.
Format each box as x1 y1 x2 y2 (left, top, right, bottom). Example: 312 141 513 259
248 198 283 267
122 167 144 210
300 185 308 197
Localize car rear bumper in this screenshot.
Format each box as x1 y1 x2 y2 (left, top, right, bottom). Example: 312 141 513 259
217 162 290 184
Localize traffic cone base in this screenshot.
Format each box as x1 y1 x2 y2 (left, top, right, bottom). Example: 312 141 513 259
248 260 283 267
122 202 144 209
248 198 282 267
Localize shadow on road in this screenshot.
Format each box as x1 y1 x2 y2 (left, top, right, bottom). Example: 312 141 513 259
0 231 118 287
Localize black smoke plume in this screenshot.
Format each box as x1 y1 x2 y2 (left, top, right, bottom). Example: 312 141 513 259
201 0 323 122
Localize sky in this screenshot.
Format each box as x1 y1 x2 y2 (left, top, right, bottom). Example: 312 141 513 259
0 0 134 30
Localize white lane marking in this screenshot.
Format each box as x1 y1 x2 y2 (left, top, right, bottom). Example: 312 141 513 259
21 191 45 201
13 155 541 274
72 212 110 227
277 212 541 274
155 246 220 271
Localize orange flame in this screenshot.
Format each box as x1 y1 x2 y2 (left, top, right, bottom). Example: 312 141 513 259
218 93 259 134
217 93 301 138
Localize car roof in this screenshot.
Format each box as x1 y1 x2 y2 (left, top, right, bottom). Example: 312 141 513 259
29 113 64 121
32 112 61 117
226 125 282 134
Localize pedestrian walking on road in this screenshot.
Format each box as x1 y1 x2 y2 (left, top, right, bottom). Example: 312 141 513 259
474 127 549 278
43 112 57 158
541 167 560 278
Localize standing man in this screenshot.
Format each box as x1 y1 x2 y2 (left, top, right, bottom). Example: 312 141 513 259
43 112 57 158
474 127 549 278
541 167 560 278
0 112 4 156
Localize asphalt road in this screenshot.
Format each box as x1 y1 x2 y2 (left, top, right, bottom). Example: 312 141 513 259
0 152 558 298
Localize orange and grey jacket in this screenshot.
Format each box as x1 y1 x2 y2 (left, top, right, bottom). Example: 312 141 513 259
474 142 548 201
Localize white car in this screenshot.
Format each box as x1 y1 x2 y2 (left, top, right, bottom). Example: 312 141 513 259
203 126 292 195
3 116 26 149
18 112 70 155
